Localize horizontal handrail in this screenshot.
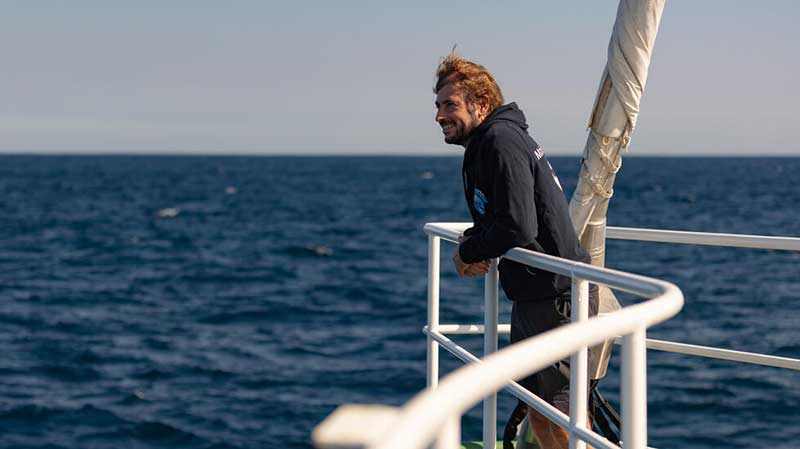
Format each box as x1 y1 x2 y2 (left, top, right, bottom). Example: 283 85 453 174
424 222 800 251
378 298 683 449
428 222 799 370
502 248 665 297
425 222 665 297
372 224 684 449
606 226 800 251
617 337 800 371
434 324 800 371
423 327 618 449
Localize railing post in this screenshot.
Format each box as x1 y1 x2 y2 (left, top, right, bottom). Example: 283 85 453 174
622 327 648 449
483 258 499 449
435 416 461 449
427 235 440 389
569 278 589 449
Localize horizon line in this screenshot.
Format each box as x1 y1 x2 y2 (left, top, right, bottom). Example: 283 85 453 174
0 151 798 158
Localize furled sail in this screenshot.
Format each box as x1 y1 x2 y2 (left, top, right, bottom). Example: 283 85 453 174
571 0 666 380
570 0 665 266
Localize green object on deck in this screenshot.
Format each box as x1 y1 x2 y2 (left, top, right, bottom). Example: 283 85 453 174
462 416 540 448
461 442 502 449
461 439 541 449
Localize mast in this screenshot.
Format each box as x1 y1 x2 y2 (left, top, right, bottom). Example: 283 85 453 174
569 0 665 268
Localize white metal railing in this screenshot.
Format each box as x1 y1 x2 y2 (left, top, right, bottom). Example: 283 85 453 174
411 223 800 449
606 226 800 251
430 225 800 373
605 226 800 371
312 223 799 449
406 222 684 449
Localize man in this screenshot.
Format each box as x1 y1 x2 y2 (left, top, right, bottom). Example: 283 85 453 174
433 52 598 449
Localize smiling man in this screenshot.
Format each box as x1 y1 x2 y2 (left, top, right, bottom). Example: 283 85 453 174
433 51 598 449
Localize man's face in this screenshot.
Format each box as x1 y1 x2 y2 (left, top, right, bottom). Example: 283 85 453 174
435 84 483 146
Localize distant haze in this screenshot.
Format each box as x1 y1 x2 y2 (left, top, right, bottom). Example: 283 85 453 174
1 1 798 156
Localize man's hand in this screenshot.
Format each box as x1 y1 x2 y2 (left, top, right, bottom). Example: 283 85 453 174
454 235 490 277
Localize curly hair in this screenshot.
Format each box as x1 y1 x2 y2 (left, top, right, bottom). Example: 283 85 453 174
434 51 504 114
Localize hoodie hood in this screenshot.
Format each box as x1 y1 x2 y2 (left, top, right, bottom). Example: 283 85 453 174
475 102 529 134
464 102 529 166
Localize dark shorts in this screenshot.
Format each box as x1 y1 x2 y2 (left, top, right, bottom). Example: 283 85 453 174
509 284 599 414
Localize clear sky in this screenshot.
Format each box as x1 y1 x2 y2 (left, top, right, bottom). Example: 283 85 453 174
1 1 798 155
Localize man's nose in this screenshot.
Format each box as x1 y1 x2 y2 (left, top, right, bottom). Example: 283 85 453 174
435 108 445 123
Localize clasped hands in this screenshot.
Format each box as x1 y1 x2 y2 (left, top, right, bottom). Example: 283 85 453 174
453 235 491 277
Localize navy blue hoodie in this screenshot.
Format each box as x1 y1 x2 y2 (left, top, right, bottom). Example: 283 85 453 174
458 103 589 301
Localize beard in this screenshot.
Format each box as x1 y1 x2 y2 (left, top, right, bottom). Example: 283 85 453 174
444 126 469 145
442 113 480 146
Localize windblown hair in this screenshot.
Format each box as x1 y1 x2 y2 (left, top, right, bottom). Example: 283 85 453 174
434 51 504 114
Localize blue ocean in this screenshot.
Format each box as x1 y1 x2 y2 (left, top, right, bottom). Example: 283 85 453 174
1 155 798 449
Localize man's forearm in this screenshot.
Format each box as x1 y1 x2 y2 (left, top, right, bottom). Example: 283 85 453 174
459 221 534 263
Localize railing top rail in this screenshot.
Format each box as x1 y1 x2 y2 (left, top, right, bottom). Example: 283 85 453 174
374 292 683 449
606 226 800 251
425 222 670 298
425 222 800 252
373 224 684 449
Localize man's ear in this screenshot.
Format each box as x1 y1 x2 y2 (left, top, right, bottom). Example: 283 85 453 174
478 96 490 119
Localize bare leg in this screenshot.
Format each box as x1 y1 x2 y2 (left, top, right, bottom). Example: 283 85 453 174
528 408 593 449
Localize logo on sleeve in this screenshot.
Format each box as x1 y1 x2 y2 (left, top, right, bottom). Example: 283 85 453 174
473 189 487 215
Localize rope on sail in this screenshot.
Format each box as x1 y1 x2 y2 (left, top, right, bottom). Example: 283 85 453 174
569 0 665 259
568 0 666 382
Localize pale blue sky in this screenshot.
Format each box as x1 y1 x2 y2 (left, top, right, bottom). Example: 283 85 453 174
1 1 798 155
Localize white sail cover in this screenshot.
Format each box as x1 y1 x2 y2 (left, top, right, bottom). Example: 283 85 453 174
569 0 665 267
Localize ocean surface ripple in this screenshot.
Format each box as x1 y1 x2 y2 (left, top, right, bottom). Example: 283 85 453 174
0 155 798 448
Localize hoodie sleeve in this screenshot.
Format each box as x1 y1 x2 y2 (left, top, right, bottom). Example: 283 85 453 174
459 130 538 263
